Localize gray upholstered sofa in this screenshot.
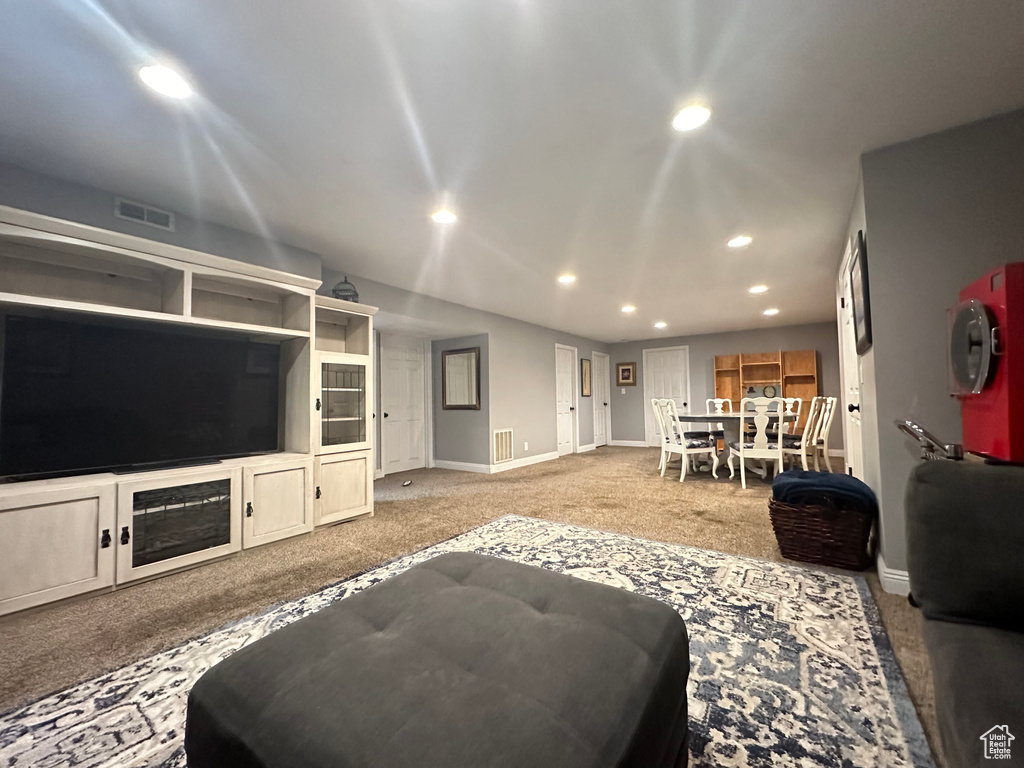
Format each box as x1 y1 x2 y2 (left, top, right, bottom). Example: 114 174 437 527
905 460 1024 767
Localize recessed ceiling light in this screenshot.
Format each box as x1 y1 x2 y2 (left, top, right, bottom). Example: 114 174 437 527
431 209 457 224
728 235 752 249
671 104 711 132
748 285 768 295
138 64 193 99
654 321 667 329
621 305 636 313
558 274 576 285
763 308 780 316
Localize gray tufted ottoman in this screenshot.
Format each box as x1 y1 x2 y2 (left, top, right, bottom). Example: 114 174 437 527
185 552 690 768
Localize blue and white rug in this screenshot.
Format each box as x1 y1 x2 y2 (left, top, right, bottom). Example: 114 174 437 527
0 515 933 767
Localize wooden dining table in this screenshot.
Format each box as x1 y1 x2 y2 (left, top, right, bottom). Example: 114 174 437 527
674 411 797 478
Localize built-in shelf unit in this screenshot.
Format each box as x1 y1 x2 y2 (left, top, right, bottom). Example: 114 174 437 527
0 205 377 617
715 349 819 433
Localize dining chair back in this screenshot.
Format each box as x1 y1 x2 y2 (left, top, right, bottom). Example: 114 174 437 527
781 397 803 434
782 396 825 470
705 397 732 436
729 396 784 489
651 397 669 471
816 396 838 472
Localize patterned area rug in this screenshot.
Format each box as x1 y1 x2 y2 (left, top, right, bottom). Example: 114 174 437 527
0 515 933 767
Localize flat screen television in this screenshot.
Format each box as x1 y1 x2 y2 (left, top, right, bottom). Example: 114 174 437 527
0 313 280 481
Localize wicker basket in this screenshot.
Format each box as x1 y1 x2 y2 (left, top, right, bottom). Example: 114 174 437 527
768 494 875 570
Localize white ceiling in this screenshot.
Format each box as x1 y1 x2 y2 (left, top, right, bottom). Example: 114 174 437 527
1 2 1022 342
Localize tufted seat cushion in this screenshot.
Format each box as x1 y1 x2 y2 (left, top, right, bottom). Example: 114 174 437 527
685 438 713 449
185 552 691 768
729 440 779 451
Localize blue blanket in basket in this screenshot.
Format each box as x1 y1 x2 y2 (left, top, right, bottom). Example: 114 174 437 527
772 470 878 511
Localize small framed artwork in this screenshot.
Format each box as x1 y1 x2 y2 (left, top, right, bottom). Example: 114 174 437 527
616 362 637 387
581 358 592 397
850 229 872 355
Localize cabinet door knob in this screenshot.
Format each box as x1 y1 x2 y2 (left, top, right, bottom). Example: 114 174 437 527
315 398 322 411
315 486 322 499
384 412 389 418
848 403 860 412
569 406 575 411
120 526 130 545
100 529 111 549
246 501 254 517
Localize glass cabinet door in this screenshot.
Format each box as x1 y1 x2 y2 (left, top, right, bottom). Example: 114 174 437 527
320 362 367 448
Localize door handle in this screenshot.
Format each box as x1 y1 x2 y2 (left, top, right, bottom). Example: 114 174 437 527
100 529 111 549
120 526 130 545
246 502 254 517
848 403 860 412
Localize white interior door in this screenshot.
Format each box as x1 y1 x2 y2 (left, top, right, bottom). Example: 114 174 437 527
555 345 577 455
642 346 690 446
592 352 610 447
839 268 864 478
380 334 426 475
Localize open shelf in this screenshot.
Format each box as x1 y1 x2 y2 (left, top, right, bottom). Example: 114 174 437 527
315 296 373 355
0 240 186 317
191 272 311 333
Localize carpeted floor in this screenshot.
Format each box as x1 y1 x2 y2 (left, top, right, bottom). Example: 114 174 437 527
0 446 942 765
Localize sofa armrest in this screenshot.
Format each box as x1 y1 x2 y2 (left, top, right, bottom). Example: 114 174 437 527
905 460 1024 631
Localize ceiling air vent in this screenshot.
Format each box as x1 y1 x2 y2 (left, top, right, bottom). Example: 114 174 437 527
114 197 176 232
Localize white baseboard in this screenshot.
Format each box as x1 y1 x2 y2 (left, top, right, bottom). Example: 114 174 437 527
373 468 385 480
577 443 596 453
877 551 911 596
491 451 560 473
608 440 649 448
828 448 846 458
434 452 560 474
432 459 492 474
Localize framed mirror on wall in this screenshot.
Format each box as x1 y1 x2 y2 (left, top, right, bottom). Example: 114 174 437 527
442 347 481 410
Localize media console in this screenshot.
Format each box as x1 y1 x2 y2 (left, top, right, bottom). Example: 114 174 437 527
0 204 377 616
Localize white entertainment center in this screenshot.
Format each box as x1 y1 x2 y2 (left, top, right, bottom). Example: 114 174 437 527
0 204 377 616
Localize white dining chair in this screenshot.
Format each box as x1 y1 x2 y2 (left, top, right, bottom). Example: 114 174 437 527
656 399 719 482
782 396 837 471
781 396 824 470
729 396 784 489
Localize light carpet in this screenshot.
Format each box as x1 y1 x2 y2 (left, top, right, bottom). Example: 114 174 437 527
0 515 932 768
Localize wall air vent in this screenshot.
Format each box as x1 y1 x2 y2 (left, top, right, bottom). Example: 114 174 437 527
493 429 514 464
114 197 176 232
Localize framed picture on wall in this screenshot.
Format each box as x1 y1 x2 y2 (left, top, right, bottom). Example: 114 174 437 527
581 358 592 397
850 229 872 355
616 362 637 387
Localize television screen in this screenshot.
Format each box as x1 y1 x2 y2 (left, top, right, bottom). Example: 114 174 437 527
0 314 280 480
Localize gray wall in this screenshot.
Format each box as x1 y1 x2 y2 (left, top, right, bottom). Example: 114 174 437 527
0 162 321 279
609 322 842 448
432 335 490 464
857 107 1024 572
322 270 609 465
